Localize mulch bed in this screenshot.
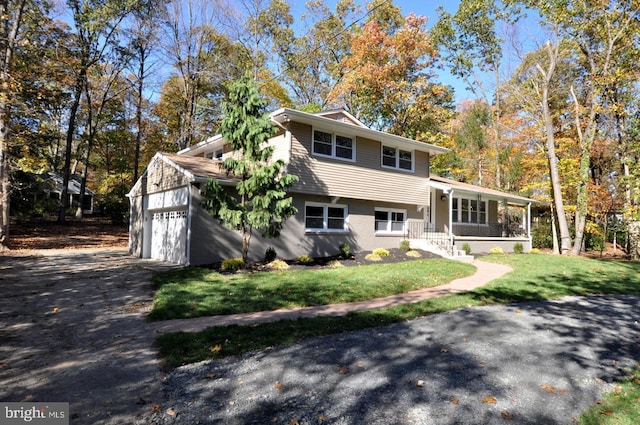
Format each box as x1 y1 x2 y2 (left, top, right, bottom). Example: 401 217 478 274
209 248 443 274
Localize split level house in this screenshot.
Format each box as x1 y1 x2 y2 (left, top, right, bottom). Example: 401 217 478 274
128 108 534 265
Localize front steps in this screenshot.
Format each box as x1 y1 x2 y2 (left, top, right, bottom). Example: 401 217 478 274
409 237 475 263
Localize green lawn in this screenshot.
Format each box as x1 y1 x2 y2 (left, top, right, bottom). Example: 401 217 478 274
149 258 475 321
155 254 640 368
578 364 640 425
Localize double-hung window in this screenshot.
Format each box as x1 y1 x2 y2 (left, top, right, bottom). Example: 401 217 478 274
313 130 354 161
305 203 348 232
374 208 406 234
382 145 413 171
452 197 487 224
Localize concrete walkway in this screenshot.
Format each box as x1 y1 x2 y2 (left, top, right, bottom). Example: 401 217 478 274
153 260 512 334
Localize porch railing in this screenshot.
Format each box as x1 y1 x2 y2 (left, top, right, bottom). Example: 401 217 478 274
406 221 527 240
452 222 527 238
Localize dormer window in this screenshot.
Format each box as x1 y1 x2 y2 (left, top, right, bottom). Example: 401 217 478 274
382 145 413 171
313 129 354 161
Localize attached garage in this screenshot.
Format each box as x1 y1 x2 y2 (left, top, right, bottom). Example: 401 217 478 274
128 152 237 265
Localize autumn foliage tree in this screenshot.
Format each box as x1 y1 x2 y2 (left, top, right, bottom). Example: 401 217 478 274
330 10 453 142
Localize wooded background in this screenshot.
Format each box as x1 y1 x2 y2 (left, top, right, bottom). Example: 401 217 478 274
1 0 638 257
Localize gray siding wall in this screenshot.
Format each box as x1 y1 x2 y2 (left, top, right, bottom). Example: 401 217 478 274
188 191 422 265
128 194 143 257
286 122 430 206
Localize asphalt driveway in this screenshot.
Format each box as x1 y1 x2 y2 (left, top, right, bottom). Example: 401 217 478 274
149 295 640 425
0 248 174 424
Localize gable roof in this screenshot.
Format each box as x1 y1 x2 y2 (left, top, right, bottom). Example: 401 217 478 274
270 108 450 156
428 175 533 205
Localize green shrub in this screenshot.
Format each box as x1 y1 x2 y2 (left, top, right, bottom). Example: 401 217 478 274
364 253 382 262
585 233 604 252
221 258 245 271
266 259 289 270
488 247 505 254
264 247 277 262
372 248 390 257
532 224 554 249
296 255 314 264
339 243 351 259
462 243 471 255
399 239 411 252
513 242 524 254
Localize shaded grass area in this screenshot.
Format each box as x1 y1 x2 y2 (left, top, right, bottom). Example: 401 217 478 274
156 254 640 369
578 364 640 425
149 259 475 321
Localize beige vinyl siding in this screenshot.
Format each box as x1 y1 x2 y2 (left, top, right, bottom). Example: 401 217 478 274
268 131 291 164
287 122 430 205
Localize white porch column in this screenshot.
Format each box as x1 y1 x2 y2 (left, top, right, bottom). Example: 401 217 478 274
448 190 454 250
527 202 532 239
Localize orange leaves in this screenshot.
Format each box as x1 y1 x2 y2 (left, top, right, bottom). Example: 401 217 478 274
501 410 514 420
540 384 569 394
482 395 497 404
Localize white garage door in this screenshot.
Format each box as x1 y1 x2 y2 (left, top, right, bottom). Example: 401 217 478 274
150 209 188 264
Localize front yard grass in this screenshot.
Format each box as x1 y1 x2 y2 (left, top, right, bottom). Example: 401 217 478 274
578 363 640 425
155 254 640 369
149 258 475 321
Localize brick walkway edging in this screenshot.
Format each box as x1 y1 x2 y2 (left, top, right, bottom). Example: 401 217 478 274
153 260 512 334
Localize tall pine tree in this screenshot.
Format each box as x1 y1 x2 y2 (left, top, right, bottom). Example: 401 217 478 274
202 73 298 263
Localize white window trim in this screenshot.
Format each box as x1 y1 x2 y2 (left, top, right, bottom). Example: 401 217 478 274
304 202 349 233
381 145 414 172
374 207 407 235
451 196 488 225
311 128 356 162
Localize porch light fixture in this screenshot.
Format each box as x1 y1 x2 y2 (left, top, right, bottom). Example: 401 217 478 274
440 194 448 201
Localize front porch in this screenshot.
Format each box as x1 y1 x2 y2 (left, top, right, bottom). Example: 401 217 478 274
408 176 534 257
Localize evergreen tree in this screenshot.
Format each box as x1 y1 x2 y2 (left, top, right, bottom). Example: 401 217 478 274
202 73 298 263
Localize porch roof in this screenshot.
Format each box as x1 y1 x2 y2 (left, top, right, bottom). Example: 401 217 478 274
428 175 533 205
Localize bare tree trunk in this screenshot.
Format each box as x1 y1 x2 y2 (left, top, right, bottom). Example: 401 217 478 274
0 0 26 249
133 58 144 184
58 70 85 223
536 41 572 254
493 65 501 189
